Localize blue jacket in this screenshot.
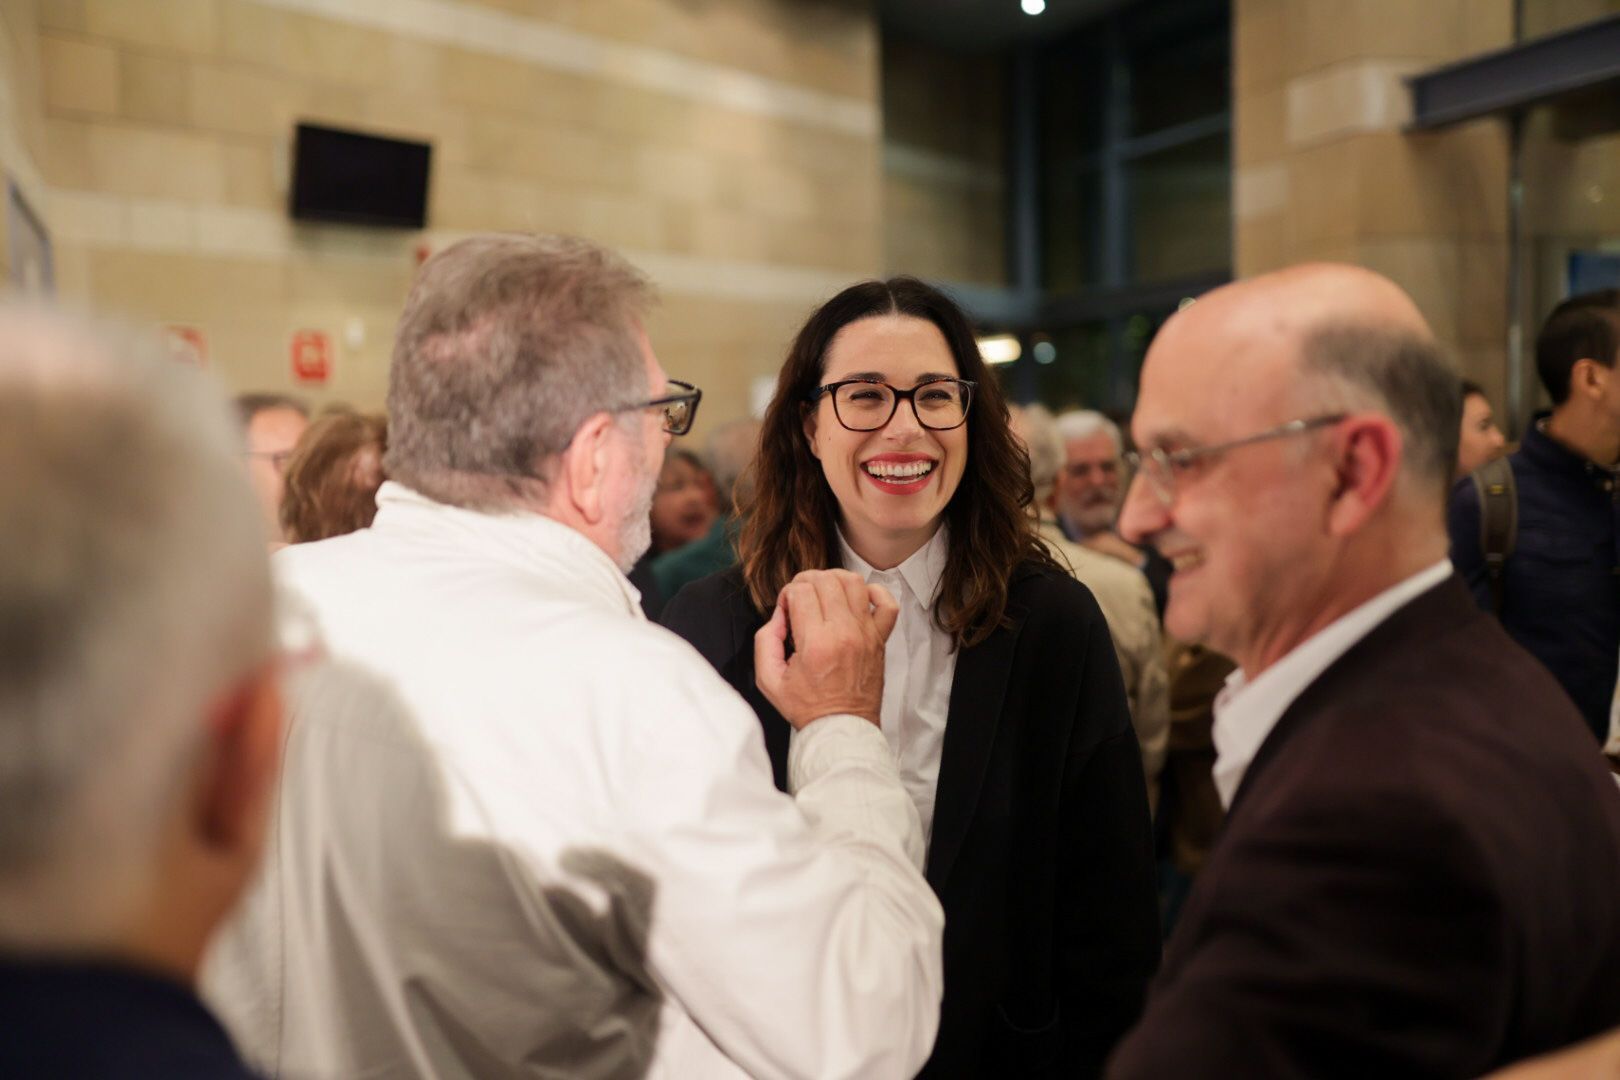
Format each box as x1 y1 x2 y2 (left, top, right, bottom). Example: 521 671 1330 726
1447 418 1620 741
0 957 260 1077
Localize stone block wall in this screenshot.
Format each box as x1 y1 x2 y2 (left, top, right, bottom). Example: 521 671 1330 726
20 0 885 431
1233 0 1515 406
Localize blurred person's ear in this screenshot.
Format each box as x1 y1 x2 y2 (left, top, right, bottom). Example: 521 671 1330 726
1572 356 1613 404
558 412 619 526
195 662 284 866
1326 414 1401 538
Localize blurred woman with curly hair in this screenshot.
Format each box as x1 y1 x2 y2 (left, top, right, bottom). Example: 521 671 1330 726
279 409 387 545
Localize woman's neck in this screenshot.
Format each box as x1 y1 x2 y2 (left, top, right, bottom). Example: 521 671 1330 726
841 517 942 571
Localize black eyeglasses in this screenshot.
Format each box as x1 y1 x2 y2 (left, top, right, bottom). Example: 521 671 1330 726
621 379 702 436
1124 413 1347 504
808 377 976 432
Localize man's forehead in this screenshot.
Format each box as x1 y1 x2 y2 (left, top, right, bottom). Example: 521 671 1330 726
1066 432 1117 459
1133 325 1294 447
249 407 307 441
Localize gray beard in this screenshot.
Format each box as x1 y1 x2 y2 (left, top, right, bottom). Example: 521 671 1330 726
615 454 658 574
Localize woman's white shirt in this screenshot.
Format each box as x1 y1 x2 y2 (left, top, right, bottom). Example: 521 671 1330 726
834 526 956 841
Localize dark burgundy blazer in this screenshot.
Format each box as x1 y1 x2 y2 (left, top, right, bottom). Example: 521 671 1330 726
1109 576 1620 1079
663 561 1161 1078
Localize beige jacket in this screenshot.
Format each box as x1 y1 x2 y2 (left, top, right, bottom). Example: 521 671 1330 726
1036 515 1169 807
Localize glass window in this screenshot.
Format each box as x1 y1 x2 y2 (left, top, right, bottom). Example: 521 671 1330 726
1042 167 1103 291
1033 322 1113 411
1518 0 1620 42
1514 97 1620 427
1127 14 1230 137
1027 310 1172 413
1128 133 1232 284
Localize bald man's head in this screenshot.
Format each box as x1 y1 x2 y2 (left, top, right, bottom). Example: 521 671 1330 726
1149 263 1460 500
1121 264 1462 674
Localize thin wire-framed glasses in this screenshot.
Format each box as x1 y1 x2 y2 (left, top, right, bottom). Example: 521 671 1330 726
1124 413 1347 503
622 379 702 436
246 449 296 475
807 377 976 432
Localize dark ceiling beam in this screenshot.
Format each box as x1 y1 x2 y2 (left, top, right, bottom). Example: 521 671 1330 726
1407 13 1620 130
938 269 1230 331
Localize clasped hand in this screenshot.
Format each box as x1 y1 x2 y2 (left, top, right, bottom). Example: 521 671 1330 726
753 569 898 730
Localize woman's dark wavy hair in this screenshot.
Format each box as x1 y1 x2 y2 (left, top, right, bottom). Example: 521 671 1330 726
737 276 1057 649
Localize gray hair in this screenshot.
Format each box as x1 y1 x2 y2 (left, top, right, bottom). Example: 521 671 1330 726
1011 403 1063 499
705 418 762 514
1298 323 1462 499
1053 409 1122 454
0 306 272 947
384 234 656 510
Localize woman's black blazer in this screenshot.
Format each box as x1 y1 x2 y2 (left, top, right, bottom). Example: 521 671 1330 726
661 560 1161 1078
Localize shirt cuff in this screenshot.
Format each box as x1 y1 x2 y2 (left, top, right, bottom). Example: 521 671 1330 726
787 713 892 793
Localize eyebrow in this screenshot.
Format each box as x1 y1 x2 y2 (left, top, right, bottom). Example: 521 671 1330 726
1140 425 1199 449
828 370 958 386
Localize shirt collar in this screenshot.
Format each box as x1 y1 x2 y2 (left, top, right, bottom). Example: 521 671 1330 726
370 482 644 618
1211 559 1453 809
838 525 950 611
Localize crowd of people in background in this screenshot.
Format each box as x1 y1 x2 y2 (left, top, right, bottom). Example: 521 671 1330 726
4 233 1620 1078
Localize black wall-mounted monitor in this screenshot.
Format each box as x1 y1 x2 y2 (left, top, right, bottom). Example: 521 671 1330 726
290 122 432 229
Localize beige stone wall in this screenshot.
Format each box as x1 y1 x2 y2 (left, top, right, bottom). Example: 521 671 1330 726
1232 0 1515 406
880 34 1005 286
0 0 51 287
31 0 884 433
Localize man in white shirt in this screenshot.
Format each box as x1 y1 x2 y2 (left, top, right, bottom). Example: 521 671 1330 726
202 234 944 1079
1105 263 1620 1077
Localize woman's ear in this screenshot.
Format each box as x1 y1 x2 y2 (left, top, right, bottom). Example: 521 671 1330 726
801 404 821 461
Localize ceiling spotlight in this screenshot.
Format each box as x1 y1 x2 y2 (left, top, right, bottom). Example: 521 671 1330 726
977 334 1022 365
1022 0 1046 14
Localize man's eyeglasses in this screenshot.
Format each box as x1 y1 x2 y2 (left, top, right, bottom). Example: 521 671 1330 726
622 379 702 436
246 449 296 475
808 377 976 432
1124 413 1347 504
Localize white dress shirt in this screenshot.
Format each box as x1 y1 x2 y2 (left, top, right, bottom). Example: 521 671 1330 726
202 482 943 1080
1607 643 1620 757
826 527 956 842
1211 560 1453 808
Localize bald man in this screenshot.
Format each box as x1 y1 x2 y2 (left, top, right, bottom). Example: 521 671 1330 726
1106 265 1620 1078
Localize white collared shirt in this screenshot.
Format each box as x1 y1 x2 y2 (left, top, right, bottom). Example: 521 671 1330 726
203 482 943 1080
1211 560 1453 808
834 526 956 841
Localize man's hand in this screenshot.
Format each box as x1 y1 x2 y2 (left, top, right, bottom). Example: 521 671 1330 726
1083 530 1144 567
754 569 899 730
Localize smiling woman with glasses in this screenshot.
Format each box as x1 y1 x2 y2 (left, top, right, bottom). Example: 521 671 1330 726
660 276 1160 1077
